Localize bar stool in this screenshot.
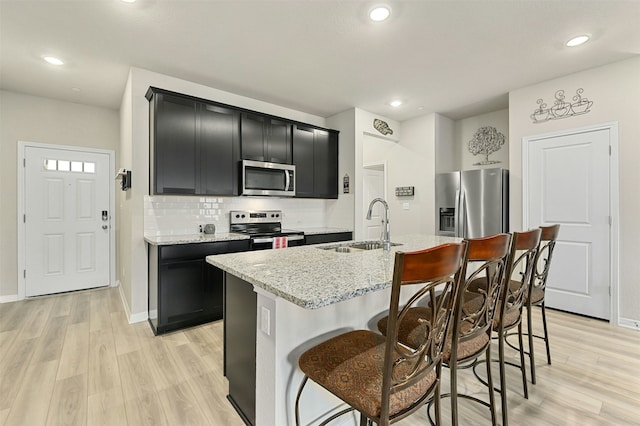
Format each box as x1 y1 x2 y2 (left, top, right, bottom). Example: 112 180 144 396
524 224 560 384
377 233 513 426
295 242 467 426
470 228 541 426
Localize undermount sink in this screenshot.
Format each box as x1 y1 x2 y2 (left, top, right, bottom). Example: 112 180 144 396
320 241 402 253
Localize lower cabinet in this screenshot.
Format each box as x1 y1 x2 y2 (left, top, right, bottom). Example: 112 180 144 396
304 232 352 245
148 240 250 335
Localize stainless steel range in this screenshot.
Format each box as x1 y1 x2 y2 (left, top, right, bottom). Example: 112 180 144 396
230 210 305 250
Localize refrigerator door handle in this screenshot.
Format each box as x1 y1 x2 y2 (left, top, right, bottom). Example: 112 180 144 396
454 189 460 237
456 191 467 238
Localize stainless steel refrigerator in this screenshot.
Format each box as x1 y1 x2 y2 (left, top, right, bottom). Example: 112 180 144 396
435 168 508 238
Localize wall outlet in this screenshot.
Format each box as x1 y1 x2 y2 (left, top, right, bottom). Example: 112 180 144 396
403 202 410 210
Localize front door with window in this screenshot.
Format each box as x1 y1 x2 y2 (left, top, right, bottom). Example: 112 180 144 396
24 146 111 297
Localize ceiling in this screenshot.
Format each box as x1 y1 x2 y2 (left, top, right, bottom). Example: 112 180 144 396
1 1 639 122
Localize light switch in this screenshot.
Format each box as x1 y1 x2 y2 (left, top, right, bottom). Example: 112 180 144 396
261 306 271 336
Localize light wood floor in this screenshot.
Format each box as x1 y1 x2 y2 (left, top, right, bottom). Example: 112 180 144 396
1 286 639 426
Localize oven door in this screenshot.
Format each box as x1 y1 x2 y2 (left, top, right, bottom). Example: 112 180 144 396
242 160 295 197
250 234 305 250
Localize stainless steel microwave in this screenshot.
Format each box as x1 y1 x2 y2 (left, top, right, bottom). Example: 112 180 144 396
241 160 296 197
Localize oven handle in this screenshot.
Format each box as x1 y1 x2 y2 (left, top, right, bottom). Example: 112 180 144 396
252 234 304 244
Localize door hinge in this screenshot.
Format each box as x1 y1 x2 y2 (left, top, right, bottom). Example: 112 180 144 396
609 216 612 226
23 158 26 167
23 270 26 279
23 214 26 223
609 145 612 156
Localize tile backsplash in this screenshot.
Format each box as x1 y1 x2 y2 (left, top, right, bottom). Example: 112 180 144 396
144 195 335 236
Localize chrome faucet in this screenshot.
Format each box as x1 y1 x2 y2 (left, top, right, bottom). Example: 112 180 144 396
366 198 390 251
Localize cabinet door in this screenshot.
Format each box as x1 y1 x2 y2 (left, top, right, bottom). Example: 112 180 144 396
200 103 240 195
265 119 292 164
240 113 266 161
292 125 315 197
154 93 198 194
314 130 339 199
159 259 206 326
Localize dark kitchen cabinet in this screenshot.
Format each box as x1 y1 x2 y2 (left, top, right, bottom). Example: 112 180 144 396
304 231 352 246
241 113 292 164
147 87 240 195
151 92 198 194
148 239 250 335
200 104 240 195
293 125 339 198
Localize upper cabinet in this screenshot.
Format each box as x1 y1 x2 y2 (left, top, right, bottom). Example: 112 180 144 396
151 91 199 194
293 125 339 199
240 114 292 164
148 88 240 195
147 87 338 198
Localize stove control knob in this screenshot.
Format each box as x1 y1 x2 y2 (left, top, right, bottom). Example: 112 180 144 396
275 213 280 218
241 214 246 218
235 214 240 218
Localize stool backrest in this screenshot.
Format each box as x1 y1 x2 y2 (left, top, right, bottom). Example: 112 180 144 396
452 233 512 355
530 224 561 297
380 242 466 421
497 228 542 331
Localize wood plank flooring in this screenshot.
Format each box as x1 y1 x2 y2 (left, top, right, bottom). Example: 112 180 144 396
1 286 639 425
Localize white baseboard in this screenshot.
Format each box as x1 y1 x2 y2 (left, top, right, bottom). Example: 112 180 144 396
618 317 640 331
0 294 18 303
117 281 148 324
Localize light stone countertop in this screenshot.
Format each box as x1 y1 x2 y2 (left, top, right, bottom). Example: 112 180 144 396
144 228 351 246
144 232 249 246
296 227 352 235
206 234 461 309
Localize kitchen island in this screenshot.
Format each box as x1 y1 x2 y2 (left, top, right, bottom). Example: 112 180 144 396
206 234 459 426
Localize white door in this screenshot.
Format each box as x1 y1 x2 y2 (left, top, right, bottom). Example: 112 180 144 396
363 166 385 240
25 146 111 297
526 128 610 319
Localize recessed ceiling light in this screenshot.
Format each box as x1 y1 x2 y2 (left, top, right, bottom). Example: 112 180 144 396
369 5 391 22
389 100 402 107
121 0 136 3
566 35 590 47
71 87 81 92
43 56 64 65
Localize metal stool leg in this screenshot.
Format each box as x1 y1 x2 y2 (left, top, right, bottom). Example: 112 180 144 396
527 304 537 384
541 302 552 364
517 322 529 399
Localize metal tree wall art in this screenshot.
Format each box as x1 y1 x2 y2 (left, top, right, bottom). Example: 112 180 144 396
468 126 505 165
530 88 593 123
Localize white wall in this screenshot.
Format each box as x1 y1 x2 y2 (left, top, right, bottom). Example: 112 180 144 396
0 90 119 299
353 109 401 240
455 108 509 170
509 57 640 327
434 114 456 173
119 68 352 320
358 110 436 238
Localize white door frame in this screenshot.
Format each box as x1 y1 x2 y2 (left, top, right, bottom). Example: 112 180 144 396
362 162 387 239
521 122 619 324
17 141 116 300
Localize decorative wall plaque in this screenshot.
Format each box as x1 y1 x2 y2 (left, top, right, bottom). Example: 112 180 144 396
530 88 593 123
373 118 393 135
468 126 505 166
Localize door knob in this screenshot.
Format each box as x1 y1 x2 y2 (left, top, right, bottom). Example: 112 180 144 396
102 225 108 230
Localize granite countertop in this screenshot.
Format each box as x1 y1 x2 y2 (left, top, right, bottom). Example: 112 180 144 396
206 234 460 309
296 227 351 235
144 232 250 246
144 227 351 246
